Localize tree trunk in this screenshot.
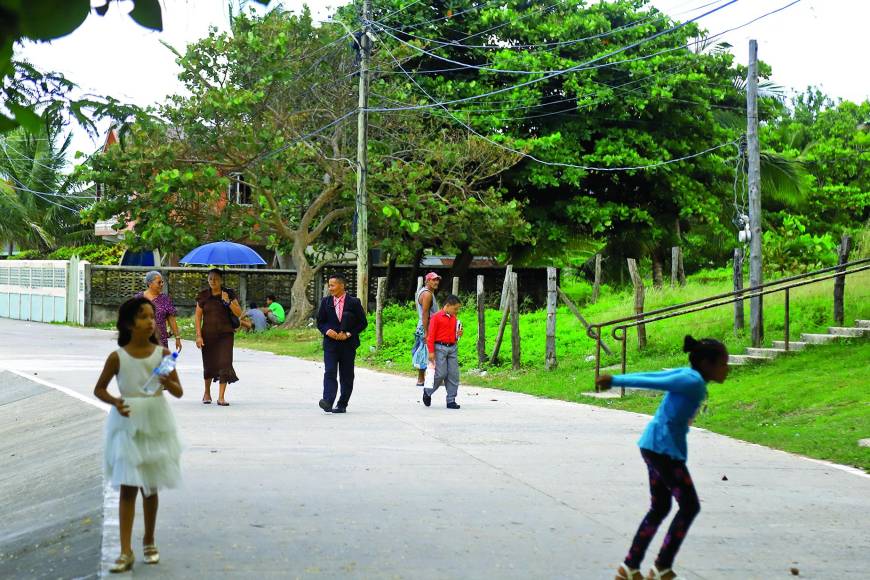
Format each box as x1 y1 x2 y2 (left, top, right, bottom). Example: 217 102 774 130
283 239 316 327
450 245 474 282
408 246 425 297
384 253 397 298
651 250 664 290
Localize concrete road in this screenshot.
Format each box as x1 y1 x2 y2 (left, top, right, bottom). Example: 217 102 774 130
0 318 868 579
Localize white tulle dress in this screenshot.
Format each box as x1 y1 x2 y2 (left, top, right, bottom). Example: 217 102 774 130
104 347 182 496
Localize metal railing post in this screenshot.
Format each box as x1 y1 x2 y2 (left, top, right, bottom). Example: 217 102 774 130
618 327 627 397
594 328 602 392
784 288 790 352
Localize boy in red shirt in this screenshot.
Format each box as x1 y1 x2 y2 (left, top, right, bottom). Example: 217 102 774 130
424 295 463 409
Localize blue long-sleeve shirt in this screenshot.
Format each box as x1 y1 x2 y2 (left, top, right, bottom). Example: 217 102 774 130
612 367 708 461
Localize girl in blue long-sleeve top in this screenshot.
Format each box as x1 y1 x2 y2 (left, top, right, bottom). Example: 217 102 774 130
598 335 729 580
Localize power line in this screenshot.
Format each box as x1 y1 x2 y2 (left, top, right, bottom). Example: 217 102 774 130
372 3 744 78
372 0 729 51
368 0 803 114
367 0 741 112
385 0 509 33
379 40 738 173
247 110 358 166
6 177 86 212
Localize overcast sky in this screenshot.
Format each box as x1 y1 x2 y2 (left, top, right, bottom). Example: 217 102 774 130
15 0 870 160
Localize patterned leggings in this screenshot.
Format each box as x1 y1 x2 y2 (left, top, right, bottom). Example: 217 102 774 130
624 449 701 570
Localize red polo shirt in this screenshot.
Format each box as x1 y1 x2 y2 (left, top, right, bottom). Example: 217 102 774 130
427 310 458 353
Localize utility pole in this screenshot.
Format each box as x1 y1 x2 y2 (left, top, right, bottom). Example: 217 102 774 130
355 0 371 311
747 39 763 346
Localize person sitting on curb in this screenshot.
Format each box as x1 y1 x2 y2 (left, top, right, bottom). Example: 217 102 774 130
423 294 463 410
240 302 268 333
260 294 285 326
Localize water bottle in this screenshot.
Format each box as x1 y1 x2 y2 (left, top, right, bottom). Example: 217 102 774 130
141 352 179 395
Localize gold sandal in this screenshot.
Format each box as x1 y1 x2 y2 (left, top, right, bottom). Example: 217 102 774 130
109 552 134 573
143 544 160 565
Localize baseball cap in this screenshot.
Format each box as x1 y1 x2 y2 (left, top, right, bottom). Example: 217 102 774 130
424 272 442 281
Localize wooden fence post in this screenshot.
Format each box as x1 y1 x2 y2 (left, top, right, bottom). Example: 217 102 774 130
510 272 521 370
627 258 647 349
671 247 680 287
499 265 513 311
452 276 460 296
591 253 602 303
490 286 511 365
833 234 852 326
476 275 486 364
545 267 557 370
376 276 386 348
733 247 745 332
677 246 686 286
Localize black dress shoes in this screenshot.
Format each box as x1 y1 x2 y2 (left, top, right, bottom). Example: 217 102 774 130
318 399 332 412
446 402 461 409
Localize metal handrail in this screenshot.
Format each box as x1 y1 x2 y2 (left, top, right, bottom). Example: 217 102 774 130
589 257 870 390
588 257 870 334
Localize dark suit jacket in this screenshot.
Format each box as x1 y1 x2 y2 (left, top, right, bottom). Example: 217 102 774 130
316 294 368 349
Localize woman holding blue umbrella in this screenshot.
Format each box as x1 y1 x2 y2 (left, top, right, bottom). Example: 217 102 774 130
181 241 266 406
194 269 243 406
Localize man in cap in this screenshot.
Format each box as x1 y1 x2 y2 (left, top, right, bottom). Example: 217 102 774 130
412 272 441 387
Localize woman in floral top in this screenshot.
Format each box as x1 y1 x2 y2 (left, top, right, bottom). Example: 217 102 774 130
138 271 182 351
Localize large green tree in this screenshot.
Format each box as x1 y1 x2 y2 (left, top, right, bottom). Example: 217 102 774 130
763 88 870 234
87 7 527 325
358 0 781 277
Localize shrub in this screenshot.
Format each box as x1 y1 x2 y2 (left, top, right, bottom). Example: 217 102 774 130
763 215 838 274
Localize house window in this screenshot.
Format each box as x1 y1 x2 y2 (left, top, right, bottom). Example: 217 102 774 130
228 173 252 205
95 182 106 201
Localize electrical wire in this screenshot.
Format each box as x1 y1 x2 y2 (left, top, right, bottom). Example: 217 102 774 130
367 0 740 112
379 40 738 172
247 109 358 166
368 0 802 114
372 5 745 78
385 0 510 33
372 0 729 51
6 177 87 212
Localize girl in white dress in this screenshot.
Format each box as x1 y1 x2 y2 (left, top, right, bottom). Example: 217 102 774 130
94 296 184 573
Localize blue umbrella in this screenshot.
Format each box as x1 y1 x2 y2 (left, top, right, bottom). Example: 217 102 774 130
179 241 267 266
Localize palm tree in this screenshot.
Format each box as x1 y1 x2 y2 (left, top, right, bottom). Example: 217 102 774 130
0 118 92 252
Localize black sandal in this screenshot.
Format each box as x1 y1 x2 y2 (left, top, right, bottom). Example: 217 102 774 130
202 398 212 404
217 400 230 406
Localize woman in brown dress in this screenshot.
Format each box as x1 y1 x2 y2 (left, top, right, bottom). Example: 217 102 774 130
195 269 242 406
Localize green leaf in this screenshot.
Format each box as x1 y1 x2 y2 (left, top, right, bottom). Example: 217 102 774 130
0 114 17 132
7 102 42 132
129 0 163 31
20 0 90 41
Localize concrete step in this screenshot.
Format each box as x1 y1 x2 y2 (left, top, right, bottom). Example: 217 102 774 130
772 341 807 351
828 326 870 337
745 347 788 359
856 320 870 329
801 333 838 344
728 354 770 366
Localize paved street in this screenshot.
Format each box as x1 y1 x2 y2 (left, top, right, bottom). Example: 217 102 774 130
1 318 868 579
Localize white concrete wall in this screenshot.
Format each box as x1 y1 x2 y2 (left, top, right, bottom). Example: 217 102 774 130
0 260 76 324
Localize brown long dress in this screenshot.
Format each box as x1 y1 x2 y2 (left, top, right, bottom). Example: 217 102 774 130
197 288 239 384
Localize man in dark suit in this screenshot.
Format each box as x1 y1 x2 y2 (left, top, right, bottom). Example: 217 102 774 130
316 273 368 413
